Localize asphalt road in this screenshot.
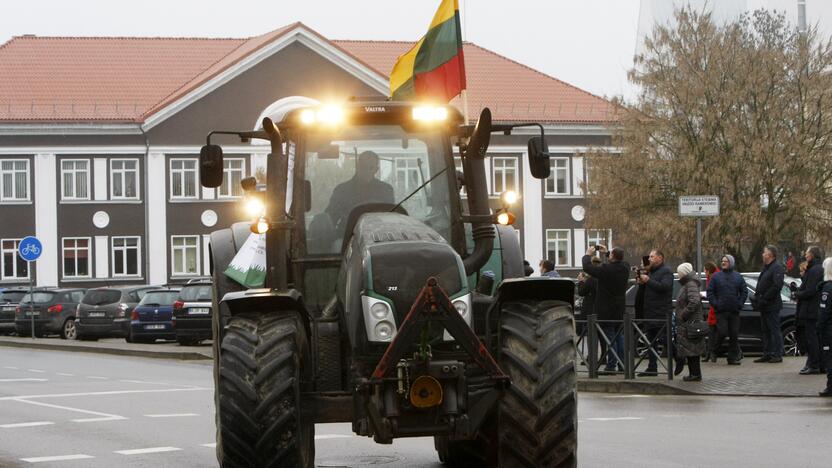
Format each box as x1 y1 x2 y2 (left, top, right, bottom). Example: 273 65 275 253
1 348 831 467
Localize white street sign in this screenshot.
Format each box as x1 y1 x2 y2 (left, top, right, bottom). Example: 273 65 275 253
679 196 719 217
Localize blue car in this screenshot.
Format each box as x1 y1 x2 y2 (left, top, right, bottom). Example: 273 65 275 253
127 288 180 343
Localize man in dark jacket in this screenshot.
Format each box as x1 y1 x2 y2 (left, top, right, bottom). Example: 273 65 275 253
794 246 825 375
707 254 748 365
818 257 832 396
753 245 785 363
637 250 674 376
582 245 629 373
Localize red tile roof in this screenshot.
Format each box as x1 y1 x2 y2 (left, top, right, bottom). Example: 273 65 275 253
0 23 617 125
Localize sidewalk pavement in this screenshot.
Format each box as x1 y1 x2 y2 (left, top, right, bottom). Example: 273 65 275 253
0 335 212 361
578 356 828 397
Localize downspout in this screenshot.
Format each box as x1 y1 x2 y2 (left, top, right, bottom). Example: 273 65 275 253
140 125 151 285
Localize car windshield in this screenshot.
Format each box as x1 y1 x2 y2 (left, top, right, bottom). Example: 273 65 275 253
139 291 180 306
0 291 26 303
303 125 453 254
179 285 212 302
20 292 56 304
743 275 793 302
82 289 122 306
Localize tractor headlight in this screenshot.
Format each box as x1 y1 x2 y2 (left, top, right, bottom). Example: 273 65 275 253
452 299 468 317
362 296 398 343
245 196 265 217
412 105 448 122
300 105 345 125
444 293 472 341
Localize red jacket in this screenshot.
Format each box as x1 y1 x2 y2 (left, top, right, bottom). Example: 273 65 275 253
706 269 719 325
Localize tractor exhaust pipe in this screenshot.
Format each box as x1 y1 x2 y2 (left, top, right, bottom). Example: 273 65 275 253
462 108 495 276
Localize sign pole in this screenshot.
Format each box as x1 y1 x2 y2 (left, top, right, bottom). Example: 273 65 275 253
696 218 703 277
29 262 34 339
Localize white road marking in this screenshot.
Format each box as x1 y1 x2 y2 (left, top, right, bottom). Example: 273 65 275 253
118 378 203 389
3 366 19 370
0 386 209 401
0 378 47 382
585 417 645 421
12 398 125 423
144 413 199 418
115 447 182 455
55 373 74 377
20 454 94 463
86 376 107 380
602 394 651 399
0 421 54 428
26 369 46 373
315 434 354 440
200 443 217 448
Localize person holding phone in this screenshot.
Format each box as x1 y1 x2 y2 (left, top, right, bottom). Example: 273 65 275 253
637 249 674 376
582 245 629 373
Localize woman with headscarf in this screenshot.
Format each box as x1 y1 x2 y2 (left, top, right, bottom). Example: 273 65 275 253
674 263 706 380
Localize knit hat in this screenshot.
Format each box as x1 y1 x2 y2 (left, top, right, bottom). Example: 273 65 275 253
723 255 736 270
677 262 694 278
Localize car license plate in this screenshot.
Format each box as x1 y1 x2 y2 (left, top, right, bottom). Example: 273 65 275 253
88 312 105 317
189 308 210 315
25 311 40 316
145 324 165 330
3 306 14 312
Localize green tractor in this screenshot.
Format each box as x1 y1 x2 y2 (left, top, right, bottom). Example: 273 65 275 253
200 101 577 467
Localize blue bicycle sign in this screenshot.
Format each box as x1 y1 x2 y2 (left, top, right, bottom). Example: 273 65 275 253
18 236 42 262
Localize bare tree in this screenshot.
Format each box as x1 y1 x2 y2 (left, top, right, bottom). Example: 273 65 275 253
586 8 832 271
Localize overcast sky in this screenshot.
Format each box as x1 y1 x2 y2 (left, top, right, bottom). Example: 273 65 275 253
0 0 643 101
3 1 827 102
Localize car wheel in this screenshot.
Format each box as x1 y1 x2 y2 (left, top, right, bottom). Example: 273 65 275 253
61 318 77 340
782 325 800 357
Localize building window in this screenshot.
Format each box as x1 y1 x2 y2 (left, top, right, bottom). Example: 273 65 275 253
0 160 29 202
586 229 610 249
170 159 198 199
394 158 421 193
1 239 29 280
112 236 141 277
545 158 569 196
171 236 200 276
545 230 571 268
491 157 517 196
219 158 245 198
60 159 90 200
110 159 139 199
62 238 91 278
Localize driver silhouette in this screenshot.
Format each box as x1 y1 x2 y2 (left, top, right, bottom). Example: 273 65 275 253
325 151 394 230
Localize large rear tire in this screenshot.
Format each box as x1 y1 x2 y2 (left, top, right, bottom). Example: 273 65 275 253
216 313 315 468
437 300 577 467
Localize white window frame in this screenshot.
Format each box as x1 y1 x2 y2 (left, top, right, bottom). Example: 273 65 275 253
490 156 518 197
218 158 246 199
60 159 91 201
586 229 612 249
109 158 140 200
111 236 142 278
1 239 30 280
170 158 199 200
545 229 572 268
170 235 201 277
0 159 30 202
62 237 92 279
394 157 422 193
545 157 570 196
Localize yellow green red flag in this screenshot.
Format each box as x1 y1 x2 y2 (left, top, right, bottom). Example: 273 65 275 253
390 0 466 102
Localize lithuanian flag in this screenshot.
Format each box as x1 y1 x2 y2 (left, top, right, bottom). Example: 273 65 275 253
390 0 466 102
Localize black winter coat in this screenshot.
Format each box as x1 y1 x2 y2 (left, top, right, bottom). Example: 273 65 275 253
643 264 673 319
754 261 784 313
578 276 597 317
796 259 824 321
707 269 748 314
581 255 629 321
818 281 832 345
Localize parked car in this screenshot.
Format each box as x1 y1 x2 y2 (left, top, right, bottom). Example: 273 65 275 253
0 287 28 334
13 288 86 339
127 287 181 343
75 285 158 340
172 280 213 346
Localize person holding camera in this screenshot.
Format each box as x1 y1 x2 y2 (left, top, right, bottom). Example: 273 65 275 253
637 250 674 376
794 246 825 375
752 245 785 363
707 255 748 365
582 245 629 373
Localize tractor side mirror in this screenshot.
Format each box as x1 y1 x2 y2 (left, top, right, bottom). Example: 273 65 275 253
200 144 224 188
465 107 492 160
527 136 551 179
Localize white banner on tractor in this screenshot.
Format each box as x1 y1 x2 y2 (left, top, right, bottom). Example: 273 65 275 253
225 233 267 288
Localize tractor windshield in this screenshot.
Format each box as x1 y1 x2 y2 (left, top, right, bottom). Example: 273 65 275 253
304 125 453 254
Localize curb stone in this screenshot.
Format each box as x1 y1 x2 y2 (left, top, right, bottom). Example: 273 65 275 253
0 338 212 361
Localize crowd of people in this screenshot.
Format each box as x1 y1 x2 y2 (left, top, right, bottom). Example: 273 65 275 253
564 244 832 396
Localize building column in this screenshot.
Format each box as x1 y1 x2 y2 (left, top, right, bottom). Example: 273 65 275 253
573 228 586 268
521 151 543 264
95 236 109 278
202 234 211 276
147 152 168 285
34 153 58 286
93 158 107 200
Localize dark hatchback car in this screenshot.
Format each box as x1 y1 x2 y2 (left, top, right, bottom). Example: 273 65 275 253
14 288 86 339
0 288 27 334
172 281 213 345
127 288 181 343
76 285 157 340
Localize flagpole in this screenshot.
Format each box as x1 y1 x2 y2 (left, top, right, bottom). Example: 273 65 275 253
460 0 470 123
